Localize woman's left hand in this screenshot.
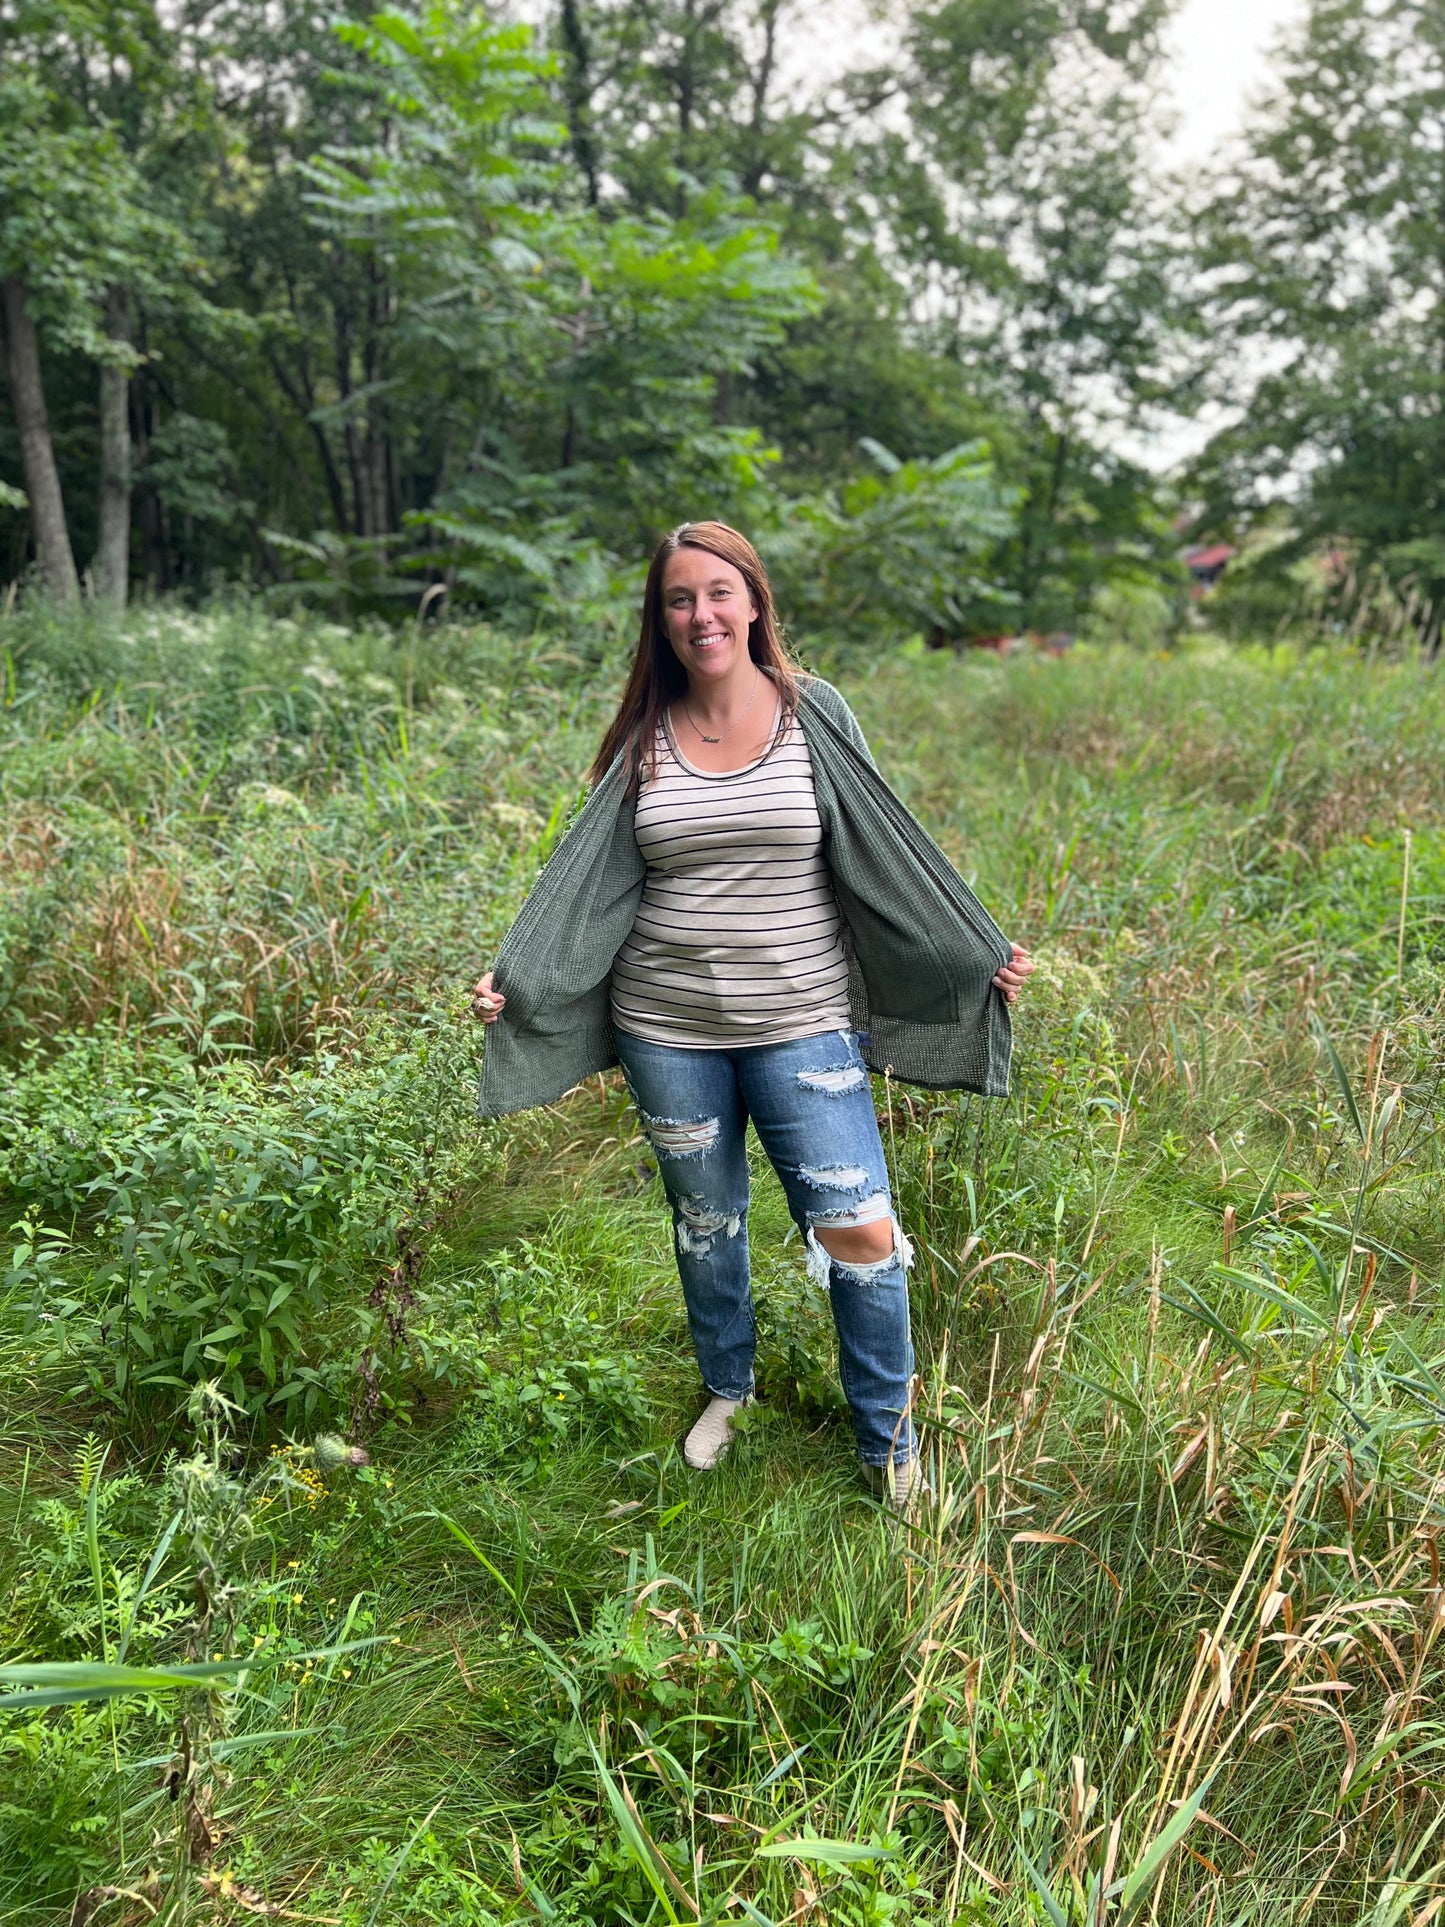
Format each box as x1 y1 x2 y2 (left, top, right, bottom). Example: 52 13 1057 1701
993 942 1035 1004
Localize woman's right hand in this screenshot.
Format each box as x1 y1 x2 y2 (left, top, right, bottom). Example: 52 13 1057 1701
470 970 505 1024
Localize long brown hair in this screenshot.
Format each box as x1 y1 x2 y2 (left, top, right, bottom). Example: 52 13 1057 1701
590 521 799 789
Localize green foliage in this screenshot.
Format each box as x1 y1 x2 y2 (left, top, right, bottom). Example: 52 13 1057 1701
460 1242 655 1472
5 614 1445 1922
1 1392 388 1911
0 1 204 362
1081 576 1177 650
754 1267 849 1417
0 600 628 1424
0 0 1206 636
0 1013 478 1417
765 439 1019 643
298 0 579 608
1299 830 1445 976
306 2 819 593
864 12 1181 634
1191 0 1445 640
0 600 613 1054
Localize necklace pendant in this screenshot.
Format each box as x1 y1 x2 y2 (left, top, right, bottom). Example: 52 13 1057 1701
682 666 761 749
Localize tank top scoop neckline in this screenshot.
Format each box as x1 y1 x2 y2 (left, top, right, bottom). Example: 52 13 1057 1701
610 697 854 1050
661 694 784 780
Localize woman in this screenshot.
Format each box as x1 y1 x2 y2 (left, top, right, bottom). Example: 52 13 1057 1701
472 523 1032 1511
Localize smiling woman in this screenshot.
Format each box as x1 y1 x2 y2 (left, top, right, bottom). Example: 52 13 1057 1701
470 521 1033 1512
590 523 803 786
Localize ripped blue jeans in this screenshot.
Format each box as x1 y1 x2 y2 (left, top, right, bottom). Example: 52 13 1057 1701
614 1027 915 1468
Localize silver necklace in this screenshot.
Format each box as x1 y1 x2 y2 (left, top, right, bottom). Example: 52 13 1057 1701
684 666 760 745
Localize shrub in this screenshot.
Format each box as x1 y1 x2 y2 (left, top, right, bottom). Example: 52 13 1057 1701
763 439 1019 645
0 1012 483 1420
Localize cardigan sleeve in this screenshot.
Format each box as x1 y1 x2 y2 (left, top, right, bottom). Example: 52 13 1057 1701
799 676 878 771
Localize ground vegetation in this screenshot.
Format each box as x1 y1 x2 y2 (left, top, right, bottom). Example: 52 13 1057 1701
3 604 1444 1920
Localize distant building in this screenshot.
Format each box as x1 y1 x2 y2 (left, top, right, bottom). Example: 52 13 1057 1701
1183 543 1236 593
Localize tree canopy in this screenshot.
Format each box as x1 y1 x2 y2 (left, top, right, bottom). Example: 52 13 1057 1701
0 0 1436 644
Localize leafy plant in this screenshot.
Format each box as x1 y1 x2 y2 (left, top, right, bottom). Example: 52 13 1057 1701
0 1014 480 1418
765 439 1019 645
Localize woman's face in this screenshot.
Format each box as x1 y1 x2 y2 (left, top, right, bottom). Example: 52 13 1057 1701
660 547 759 686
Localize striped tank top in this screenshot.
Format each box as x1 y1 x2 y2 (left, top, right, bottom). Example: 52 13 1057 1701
610 707 853 1048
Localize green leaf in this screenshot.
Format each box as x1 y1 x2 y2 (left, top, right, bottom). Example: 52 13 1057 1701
756 1838 896 1867
754 1742 810 1791
1212 1264 1333 1331
422 1510 527 1618
1312 1018 1365 1146
1020 1847 1068 1927
1117 1775 1218 1922
1159 1282 1256 1362
114 1509 182 1664
0 1638 384 1709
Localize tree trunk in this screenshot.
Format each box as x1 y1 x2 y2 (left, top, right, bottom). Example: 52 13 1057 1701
558 0 602 208
1 275 80 603
95 285 132 608
132 360 171 592
360 260 391 539
335 303 369 535
742 0 781 198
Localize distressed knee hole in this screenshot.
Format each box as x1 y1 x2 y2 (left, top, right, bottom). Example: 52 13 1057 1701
675 1195 745 1257
805 1214 913 1286
811 1190 894 1230
799 1163 872 1191
640 1109 720 1158
796 1066 868 1095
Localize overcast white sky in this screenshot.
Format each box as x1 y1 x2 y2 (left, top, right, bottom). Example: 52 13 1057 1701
1116 0 1306 469
783 0 1313 160
769 0 1316 469
1162 0 1309 162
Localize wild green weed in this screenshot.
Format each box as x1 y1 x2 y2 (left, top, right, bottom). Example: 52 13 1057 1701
0 603 615 1062
4 611 1445 1921
1 1012 483 1422
1 1383 384 1914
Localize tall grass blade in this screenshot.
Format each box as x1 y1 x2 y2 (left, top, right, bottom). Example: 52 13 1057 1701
84 1442 111 1662
756 1839 897 1867
114 1508 182 1664
1019 1847 1069 1927
1313 1017 1366 1145
1159 1281 1255 1362
0 1638 385 1708
754 1743 810 1792
1116 1775 1217 1923
424 1509 529 1621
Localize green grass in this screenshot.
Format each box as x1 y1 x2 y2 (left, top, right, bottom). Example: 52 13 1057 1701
3 611 1445 1923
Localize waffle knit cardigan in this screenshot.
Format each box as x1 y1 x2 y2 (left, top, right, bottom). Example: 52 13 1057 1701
478 676 1014 1116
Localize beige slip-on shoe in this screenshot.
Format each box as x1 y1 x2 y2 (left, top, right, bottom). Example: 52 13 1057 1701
863 1456 931 1517
683 1395 752 1470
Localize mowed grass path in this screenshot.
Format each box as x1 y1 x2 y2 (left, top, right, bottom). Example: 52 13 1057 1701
3 620 1445 1924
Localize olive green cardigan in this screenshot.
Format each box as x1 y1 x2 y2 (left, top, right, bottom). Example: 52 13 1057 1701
478 677 1013 1116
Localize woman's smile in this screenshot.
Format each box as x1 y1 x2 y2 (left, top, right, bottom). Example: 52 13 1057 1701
661 546 758 686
